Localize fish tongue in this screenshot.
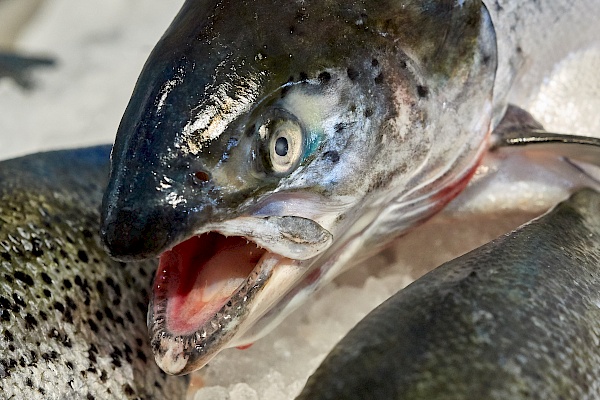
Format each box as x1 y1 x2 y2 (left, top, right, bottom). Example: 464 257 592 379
155 233 266 335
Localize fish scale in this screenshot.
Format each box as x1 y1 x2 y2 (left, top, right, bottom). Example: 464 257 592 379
0 146 187 399
298 189 600 399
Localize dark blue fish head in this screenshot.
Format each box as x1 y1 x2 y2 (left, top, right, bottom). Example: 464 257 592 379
101 2 288 260
101 0 496 261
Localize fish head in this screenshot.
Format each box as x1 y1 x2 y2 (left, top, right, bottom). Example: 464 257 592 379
100 0 497 374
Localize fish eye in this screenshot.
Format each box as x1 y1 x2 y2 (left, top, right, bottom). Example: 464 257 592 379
262 118 304 175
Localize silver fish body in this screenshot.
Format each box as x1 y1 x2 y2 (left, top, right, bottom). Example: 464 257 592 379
99 0 600 375
298 188 600 399
0 146 187 399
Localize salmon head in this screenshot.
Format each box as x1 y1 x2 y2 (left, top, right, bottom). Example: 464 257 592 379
100 0 497 374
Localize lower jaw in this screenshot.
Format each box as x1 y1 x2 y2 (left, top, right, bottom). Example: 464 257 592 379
148 233 290 372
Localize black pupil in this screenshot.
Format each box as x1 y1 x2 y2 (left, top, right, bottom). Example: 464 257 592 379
275 137 289 157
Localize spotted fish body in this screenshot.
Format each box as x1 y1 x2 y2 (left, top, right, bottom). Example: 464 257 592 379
298 189 600 399
100 0 600 375
0 147 187 399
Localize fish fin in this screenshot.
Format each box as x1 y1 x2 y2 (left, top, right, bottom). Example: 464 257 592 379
444 105 600 218
491 104 600 168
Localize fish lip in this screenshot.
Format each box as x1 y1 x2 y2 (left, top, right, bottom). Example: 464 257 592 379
148 233 291 375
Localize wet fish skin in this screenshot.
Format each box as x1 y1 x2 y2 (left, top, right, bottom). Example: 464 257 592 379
298 188 600 400
101 0 497 374
101 0 495 259
0 146 187 399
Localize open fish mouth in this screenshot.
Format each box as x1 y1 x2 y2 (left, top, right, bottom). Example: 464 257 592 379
149 217 332 375
150 232 285 374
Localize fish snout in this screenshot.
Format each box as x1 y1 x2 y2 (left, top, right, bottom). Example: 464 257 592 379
100 205 188 261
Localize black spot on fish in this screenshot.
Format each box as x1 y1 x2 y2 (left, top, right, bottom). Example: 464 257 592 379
8 344 14 352
318 71 331 84
87 393 95 400
135 338 143 347
104 307 114 321
137 350 147 363
82 229 93 238
12 293 26 307
334 123 346 133
399 60 407 69
43 289 51 298
41 272 52 284
126 311 135 324
39 310 47 321
77 250 89 263
347 67 359 81
1 310 11 322
417 85 429 98
88 318 99 333
31 238 44 257
323 151 340 163
100 370 108 383
38 388 45 396
65 361 74 370
65 296 77 310
14 271 34 286
4 274 13 284
374 72 384 84
95 310 104 321
96 280 104 295
0 296 11 309
1 252 10 261
25 314 38 329
365 108 374 118
41 352 58 362
53 301 65 313
63 278 72 289
4 330 13 342
26 377 33 387
75 275 90 292
115 316 125 326
123 384 135 396
371 58 379 67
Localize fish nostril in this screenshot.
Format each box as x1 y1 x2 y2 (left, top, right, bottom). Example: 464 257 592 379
194 170 210 183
